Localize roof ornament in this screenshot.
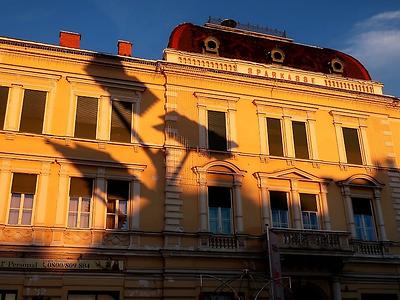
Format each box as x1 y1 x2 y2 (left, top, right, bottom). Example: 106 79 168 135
268 47 285 63
329 58 344 74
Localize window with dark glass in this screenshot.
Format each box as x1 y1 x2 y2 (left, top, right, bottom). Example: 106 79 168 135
267 118 284 156
110 101 132 143
68 291 119 300
106 180 129 229
292 121 309 159
0 86 9 130
270 191 288 228
74 96 98 139
19 89 47 134
208 186 232 234
0 290 17 300
200 292 241 300
343 127 363 164
352 197 376 240
8 173 37 225
300 193 319 230
208 110 227 151
68 177 93 228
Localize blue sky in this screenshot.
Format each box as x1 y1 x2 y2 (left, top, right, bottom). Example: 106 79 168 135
1 0 399 96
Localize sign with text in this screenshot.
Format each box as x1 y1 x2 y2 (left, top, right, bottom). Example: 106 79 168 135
0 258 123 271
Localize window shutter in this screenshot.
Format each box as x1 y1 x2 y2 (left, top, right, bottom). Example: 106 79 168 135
267 118 284 156
270 191 288 210
0 86 9 129
19 89 46 134
208 186 231 208
352 198 372 215
208 110 227 151
300 193 317 211
110 101 132 143
74 96 98 139
12 173 37 194
292 121 309 159
107 180 129 199
69 177 93 197
343 127 362 164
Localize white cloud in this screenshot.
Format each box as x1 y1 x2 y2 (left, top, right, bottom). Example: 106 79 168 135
344 10 400 96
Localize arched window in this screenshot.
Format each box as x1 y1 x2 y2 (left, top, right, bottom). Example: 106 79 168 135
193 161 246 234
338 175 386 241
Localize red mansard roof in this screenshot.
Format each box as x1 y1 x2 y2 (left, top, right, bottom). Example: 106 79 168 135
167 23 371 81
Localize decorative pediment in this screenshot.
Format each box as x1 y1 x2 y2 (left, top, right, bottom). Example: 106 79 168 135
338 174 384 188
254 168 328 183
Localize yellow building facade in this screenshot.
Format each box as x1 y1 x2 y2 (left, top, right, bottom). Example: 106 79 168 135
0 19 399 300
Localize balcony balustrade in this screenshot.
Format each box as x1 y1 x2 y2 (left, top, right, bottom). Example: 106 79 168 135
270 228 351 253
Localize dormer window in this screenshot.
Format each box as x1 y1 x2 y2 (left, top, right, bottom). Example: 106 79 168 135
330 58 344 74
269 47 285 63
203 37 220 55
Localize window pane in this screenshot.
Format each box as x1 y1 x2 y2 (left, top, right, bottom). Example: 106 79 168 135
110 101 132 143
106 215 116 229
343 127 362 164
8 210 19 225
80 213 90 228
292 121 309 159
81 198 91 212
208 186 231 208
118 215 128 229
5 293 17 300
74 96 98 139
270 191 288 210
352 198 372 215
0 86 9 129
69 177 93 197
19 89 46 134
209 219 218 233
209 207 218 219
69 197 79 212
208 110 227 151
300 193 317 211
68 212 78 227
222 220 231 234
267 118 283 156
21 210 32 225
107 180 129 200
119 200 128 215
12 173 37 194
10 193 21 208
220 207 231 220
23 194 34 209
107 199 116 213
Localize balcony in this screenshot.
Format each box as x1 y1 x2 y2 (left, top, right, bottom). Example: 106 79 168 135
270 228 352 255
350 240 394 257
199 234 246 250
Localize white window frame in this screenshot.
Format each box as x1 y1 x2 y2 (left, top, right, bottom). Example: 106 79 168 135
330 110 371 166
269 190 290 228
195 91 239 152
254 99 318 160
68 196 92 229
351 196 377 241
106 198 129 230
66 77 144 142
7 192 35 225
208 186 233 234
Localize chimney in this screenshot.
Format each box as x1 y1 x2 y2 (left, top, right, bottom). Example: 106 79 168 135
59 31 81 49
118 40 132 56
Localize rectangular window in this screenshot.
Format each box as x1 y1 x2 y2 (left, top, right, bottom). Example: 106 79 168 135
200 292 239 300
343 127 363 164
106 180 129 229
208 110 227 151
110 101 133 143
270 191 289 228
68 177 93 228
19 89 47 134
74 96 98 139
352 198 376 240
292 121 309 159
267 118 284 156
300 193 319 229
0 290 17 300
8 173 37 225
208 186 232 234
68 291 119 300
0 86 9 130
